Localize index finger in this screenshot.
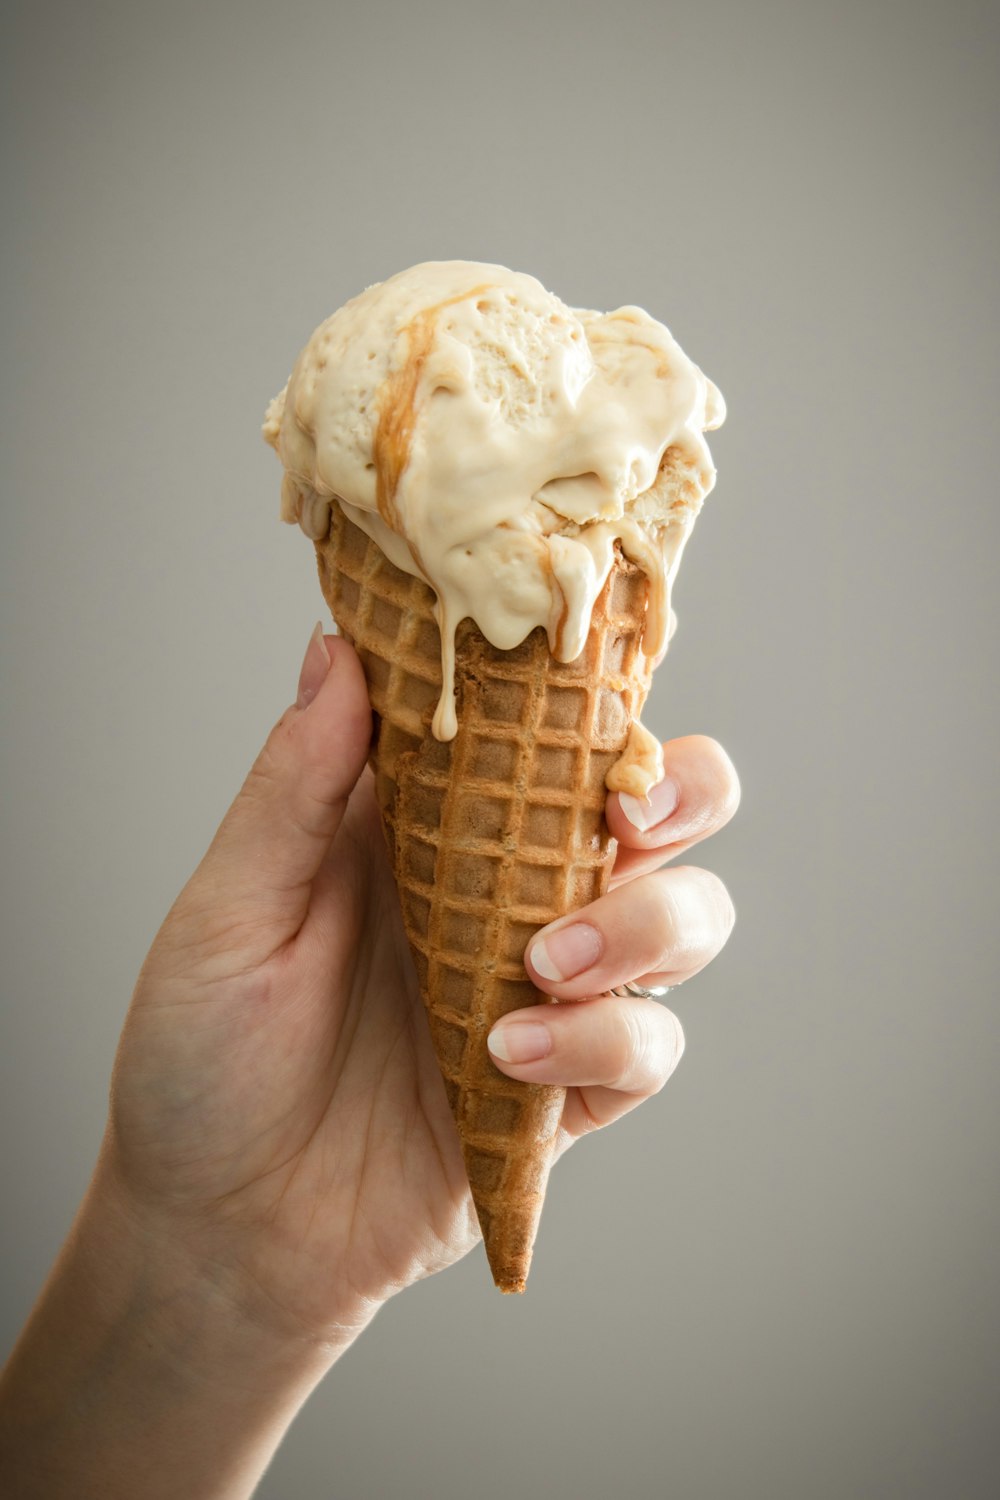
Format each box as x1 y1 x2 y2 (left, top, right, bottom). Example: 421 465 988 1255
606 734 740 887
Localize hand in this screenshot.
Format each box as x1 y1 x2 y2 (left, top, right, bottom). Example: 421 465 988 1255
105 629 739 1339
0 625 738 1499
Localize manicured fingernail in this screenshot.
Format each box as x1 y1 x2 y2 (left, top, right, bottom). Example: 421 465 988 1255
488 1021 552 1064
296 621 330 709
528 922 602 983
619 777 680 832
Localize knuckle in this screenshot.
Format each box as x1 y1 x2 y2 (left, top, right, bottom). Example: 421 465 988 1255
648 865 735 969
688 735 741 825
659 1011 686 1085
687 732 727 760
718 757 741 822
240 732 334 844
704 734 740 797
644 1009 685 1092
614 1006 682 1095
690 866 737 944
612 1008 649 1090
647 866 685 922
709 872 737 939
645 869 688 960
671 1011 687 1064
242 740 285 806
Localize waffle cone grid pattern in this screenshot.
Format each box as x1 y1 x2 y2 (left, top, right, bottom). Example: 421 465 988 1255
316 504 652 1291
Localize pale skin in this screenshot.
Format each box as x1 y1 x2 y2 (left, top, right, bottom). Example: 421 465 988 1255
0 627 739 1499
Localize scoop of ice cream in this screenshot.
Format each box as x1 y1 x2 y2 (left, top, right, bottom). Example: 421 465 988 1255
264 261 723 744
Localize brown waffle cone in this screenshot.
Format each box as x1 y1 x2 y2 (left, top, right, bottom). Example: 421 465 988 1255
315 503 653 1292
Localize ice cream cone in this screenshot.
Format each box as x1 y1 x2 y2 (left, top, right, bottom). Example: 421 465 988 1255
315 501 653 1292
265 259 724 1289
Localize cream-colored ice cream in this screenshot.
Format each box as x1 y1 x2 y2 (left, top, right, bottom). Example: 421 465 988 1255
264 261 723 787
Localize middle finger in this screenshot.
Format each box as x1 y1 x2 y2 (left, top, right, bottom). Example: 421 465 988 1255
524 864 736 1000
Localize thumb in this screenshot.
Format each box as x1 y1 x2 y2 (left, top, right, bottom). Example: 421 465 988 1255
188 625 373 947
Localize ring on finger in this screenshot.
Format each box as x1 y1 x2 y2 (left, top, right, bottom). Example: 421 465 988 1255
610 980 675 1000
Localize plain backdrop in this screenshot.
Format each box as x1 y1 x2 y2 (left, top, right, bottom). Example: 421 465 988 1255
2 1 998 1496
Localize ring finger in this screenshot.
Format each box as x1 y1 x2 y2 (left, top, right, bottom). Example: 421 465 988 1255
487 992 686 1143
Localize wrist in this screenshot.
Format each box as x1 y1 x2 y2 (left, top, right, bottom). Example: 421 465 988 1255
83 1151 380 1375
93 1127 386 1352
0 1154 378 1500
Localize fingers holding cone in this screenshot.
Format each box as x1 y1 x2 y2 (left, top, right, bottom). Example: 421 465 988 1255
487 853 736 1146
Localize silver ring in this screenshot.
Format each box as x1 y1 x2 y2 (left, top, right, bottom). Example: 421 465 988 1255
611 981 675 1000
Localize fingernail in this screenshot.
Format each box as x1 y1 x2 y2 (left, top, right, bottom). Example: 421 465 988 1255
619 777 680 832
528 922 602 983
488 1021 552 1064
296 621 330 709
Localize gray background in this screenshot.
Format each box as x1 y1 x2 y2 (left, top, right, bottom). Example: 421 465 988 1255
2 0 998 1496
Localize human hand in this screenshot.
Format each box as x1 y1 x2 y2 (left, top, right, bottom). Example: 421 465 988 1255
102 627 739 1346
0 625 739 1499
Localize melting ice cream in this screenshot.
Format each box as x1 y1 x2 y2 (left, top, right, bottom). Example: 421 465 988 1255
264 261 723 788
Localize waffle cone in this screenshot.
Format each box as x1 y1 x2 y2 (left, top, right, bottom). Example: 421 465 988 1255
315 504 653 1291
